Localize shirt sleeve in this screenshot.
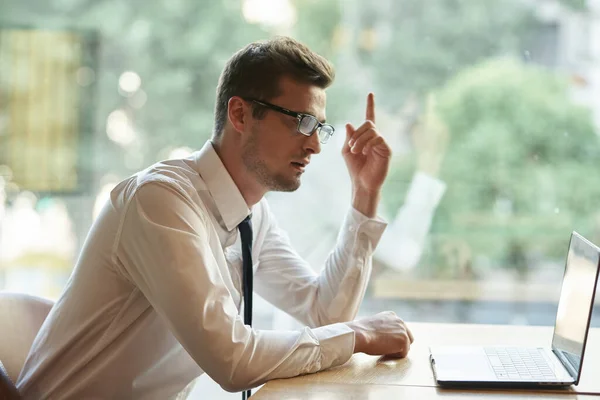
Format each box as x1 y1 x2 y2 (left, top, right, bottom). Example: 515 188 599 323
114 182 355 392
374 171 446 270
254 200 387 330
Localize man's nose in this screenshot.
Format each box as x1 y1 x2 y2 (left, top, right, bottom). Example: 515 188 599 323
303 131 321 154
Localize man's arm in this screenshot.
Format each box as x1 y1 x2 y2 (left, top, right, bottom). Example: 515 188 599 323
254 200 386 328
115 183 356 392
254 200 413 358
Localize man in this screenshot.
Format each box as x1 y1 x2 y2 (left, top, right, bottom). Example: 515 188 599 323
17 36 413 399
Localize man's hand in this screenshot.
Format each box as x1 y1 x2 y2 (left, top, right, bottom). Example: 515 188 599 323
345 311 414 358
343 93 392 217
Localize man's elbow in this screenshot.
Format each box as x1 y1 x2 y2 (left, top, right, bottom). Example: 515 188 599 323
211 366 258 393
217 376 254 393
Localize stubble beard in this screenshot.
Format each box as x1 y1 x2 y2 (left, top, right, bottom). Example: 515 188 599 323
242 127 301 192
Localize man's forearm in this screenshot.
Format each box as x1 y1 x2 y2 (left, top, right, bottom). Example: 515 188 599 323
308 206 386 326
351 187 380 218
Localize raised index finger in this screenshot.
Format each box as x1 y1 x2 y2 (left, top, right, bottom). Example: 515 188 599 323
366 92 376 123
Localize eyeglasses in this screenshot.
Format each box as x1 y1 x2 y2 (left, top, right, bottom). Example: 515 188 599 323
246 98 335 144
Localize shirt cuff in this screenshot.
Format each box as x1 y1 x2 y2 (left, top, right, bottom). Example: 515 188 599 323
404 172 446 210
337 207 388 254
311 323 355 371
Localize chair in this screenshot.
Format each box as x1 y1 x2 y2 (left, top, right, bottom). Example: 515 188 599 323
0 292 54 399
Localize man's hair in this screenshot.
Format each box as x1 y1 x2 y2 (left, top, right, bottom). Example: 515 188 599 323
213 36 335 138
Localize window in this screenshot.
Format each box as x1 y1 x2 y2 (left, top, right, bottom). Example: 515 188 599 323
1 0 599 397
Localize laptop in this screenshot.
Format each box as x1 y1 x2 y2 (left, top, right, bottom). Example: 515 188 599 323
429 231 600 388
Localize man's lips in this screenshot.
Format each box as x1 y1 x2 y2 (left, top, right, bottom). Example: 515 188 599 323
291 161 309 171
291 159 310 167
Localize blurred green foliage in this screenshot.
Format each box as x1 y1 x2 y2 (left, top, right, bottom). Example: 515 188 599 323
437 58 600 272
1 0 599 277
0 0 345 176
386 58 600 277
363 0 539 110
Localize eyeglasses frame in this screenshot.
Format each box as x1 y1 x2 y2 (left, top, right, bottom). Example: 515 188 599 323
243 97 335 144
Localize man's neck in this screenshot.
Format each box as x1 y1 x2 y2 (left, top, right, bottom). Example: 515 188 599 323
211 139 266 208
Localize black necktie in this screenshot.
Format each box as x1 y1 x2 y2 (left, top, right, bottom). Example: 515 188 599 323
238 215 253 399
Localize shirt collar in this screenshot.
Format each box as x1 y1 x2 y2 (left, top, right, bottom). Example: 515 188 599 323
194 141 251 231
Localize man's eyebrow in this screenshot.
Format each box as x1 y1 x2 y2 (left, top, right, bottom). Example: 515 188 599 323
298 109 326 124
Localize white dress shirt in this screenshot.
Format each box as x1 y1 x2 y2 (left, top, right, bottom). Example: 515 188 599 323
16 142 387 399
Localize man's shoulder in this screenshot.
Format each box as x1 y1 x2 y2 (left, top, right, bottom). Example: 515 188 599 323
137 158 204 194
110 158 205 208
138 157 197 182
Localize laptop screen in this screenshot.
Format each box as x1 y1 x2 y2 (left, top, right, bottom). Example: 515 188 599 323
551 232 600 378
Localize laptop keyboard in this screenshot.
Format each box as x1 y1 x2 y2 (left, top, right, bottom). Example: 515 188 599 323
484 347 557 380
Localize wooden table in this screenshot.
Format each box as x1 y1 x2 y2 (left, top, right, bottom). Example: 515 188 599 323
253 322 600 399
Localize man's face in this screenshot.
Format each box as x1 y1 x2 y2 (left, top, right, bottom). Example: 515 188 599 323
242 76 326 192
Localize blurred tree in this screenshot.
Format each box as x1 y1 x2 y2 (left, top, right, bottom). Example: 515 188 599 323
559 0 588 11
362 0 547 215
358 0 540 111
351 0 600 277
0 0 351 176
388 58 600 278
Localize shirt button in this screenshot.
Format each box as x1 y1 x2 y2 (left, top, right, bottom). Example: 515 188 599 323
349 226 356 232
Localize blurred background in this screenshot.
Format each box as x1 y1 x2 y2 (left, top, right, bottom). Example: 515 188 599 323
1 0 600 397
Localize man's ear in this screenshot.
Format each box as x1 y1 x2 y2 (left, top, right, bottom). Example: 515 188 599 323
227 96 250 134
